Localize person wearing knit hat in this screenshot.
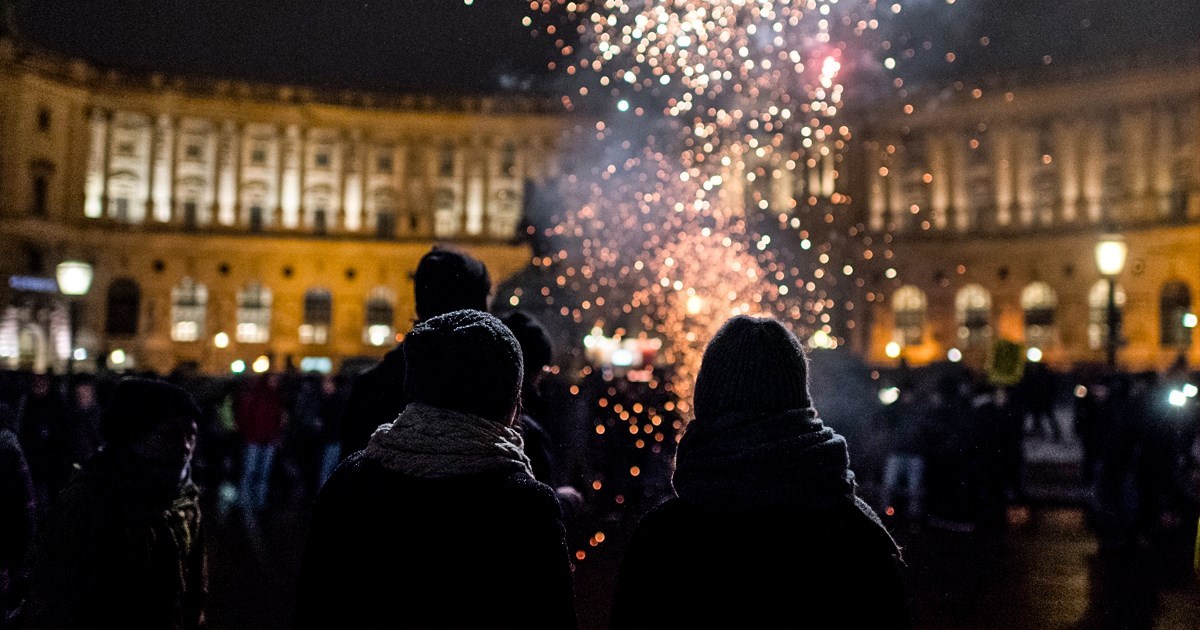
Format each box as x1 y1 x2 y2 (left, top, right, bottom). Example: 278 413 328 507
26 377 207 629
338 245 494 460
611 315 910 630
297 310 577 629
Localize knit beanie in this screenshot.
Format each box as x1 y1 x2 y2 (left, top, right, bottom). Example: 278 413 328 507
403 309 523 424
101 377 201 447
692 315 812 422
412 246 491 321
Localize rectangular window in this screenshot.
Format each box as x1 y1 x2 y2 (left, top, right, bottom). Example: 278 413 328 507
32 175 48 217
250 146 267 166
185 143 203 161
313 208 328 235
37 107 51 133
314 151 331 169
438 146 455 178
116 141 136 157
182 201 198 229
237 286 271 344
375 211 396 240
500 144 518 177
113 197 130 223
300 291 332 345
377 153 393 174
249 205 264 233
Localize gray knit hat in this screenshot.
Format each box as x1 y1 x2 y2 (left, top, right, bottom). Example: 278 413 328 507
403 309 523 424
692 315 812 421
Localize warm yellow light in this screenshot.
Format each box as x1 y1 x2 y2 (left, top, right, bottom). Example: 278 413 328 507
885 342 901 359
252 355 270 373
1094 238 1128 277
1027 347 1043 363
213 332 230 349
686 295 704 315
56 261 94 296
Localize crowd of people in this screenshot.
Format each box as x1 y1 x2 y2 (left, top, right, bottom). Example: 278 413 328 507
0 244 1197 629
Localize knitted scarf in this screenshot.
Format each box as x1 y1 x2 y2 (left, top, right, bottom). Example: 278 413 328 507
673 407 859 513
364 403 533 479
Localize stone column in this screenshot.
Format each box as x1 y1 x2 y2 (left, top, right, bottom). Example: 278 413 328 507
1055 122 1080 224
993 129 1013 227
867 143 886 232
83 107 110 219
929 135 949 230
216 120 239 226
1082 125 1105 223
1151 109 1174 217
949 134 970 232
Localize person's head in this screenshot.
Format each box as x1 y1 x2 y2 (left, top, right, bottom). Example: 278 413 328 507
74 378 98 409
101 377 200 487
693 315 812 422
412 246 491 322
403 310 523 425
30 373 51 397
499 310 553 387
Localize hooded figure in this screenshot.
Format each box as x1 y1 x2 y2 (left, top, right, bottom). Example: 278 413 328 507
26 377 206 630
297 310 577 629
611 315 909 630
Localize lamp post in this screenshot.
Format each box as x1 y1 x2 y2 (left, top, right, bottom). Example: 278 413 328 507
1094 237 1127 370
56 261 94 385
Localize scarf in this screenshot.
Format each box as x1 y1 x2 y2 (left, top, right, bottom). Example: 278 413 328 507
673 407 858 512
363 403 533 479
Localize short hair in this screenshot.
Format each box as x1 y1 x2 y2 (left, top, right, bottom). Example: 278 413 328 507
412 246 491 322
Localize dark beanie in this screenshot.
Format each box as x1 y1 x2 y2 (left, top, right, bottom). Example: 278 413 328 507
403 309 523 424
101 377 201 447
499 310 553 377
413 246 491 321
692 315 812 422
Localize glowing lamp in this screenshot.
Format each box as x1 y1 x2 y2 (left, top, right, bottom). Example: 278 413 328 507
885 341 901 359
231 360 246 374
1094 237 1128 278
1183 313 1198 329
1168 390 1187 407
1184 384 1198 398
109 349 126 366
878 387 900 405
56 261 94 296
947 348 963 363
213 332 230 349
1026 347 1043 363
252 355 270 373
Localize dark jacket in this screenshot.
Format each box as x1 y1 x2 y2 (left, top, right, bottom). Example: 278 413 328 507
295 451 577 629
25 450 207 629
0 427 35 623
339 345 408 459
611 497 909 630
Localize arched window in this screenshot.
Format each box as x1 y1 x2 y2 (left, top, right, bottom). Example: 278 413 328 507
891 285 926 346
1021 282 1058 348
488 188 522 239
300 288 332 345
1160 281 1193 348
1088 279 1126 351
364 287 395 347
171 278 208 342
236 282 272 343
105 277 141 336
955 284 992 349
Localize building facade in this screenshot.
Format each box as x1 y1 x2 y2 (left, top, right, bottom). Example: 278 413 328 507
0 31 568 374
858 65 1200 372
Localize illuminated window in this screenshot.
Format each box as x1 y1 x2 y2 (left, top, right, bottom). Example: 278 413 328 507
171 278 208 342
1088 279 1125 351
376 153 393 174
1021 282 1058 348
37 107 51 132
1160 281 1192 348
236 282 272 343
300 288 332 345
892 285 926 346
489 188 522 238
955 283 992 349
364 288 395 347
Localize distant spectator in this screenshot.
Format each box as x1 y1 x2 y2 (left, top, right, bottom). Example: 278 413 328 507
339 245 492 460
17 373 70 515
25 378 206 629
611 316 908 630
0 402 35 626
297 310 577 629
879 383 930 525
236 374 286 513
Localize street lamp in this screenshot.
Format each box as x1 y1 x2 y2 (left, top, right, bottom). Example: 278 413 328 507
1094 237 1127 369
56 261 94 381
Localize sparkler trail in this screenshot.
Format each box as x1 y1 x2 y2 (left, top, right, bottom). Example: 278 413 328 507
520 1 897 426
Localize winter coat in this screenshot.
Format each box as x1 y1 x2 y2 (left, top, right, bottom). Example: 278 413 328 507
235 379 285 445
610 497 909 630
25 450 207 629
0 427 35 622
295 450 577 629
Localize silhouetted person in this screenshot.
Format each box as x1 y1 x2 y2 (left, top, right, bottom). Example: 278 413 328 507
611 316 909 630
1020 362 1060 441
879 383 929 525
25 378 206 629
297 310 577 629
339 246 492 460
0 402 35 627
17 373 69 515
236 373 286 514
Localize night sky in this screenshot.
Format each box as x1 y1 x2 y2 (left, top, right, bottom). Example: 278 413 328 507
10 0 1199 96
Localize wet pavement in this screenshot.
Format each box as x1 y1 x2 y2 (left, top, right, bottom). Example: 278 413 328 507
203 434 1200 629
